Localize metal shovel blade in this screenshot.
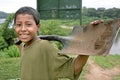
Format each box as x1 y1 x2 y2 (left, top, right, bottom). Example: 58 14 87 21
40 19 120 56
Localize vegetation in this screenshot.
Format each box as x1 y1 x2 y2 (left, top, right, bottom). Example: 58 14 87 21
0 45 20 58
82 7 120 19
92 55 120 69
0 13 15 50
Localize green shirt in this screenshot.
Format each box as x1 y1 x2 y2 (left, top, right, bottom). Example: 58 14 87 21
20 39 78 80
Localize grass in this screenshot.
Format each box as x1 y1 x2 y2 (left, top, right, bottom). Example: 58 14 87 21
0 58 20 80
0 55 120 80
114 75 120 80
92 54 120 69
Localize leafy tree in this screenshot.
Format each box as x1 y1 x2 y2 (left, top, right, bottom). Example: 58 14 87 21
82 7 120 18
0 37 8 49
86 8 97 17
1 13 16 48
96 8 105 18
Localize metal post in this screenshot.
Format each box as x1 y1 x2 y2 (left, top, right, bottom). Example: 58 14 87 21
80 0 82 25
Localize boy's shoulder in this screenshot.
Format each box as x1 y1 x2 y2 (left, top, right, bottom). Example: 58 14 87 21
39 39 58 49
36 39 52 47
39 39 50 44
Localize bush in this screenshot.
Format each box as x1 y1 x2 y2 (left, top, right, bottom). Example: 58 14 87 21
0 37 8 49
0 45 20 58
40 20 71 36
1 13 16 48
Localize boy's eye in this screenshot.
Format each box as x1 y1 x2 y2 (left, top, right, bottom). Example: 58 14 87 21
26 24 32 26
16 24 21 27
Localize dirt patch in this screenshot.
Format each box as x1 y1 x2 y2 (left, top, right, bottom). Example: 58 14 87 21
84 58 120 80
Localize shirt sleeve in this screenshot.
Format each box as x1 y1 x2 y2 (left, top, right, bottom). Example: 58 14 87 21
54 53 75 80
44 40 81 80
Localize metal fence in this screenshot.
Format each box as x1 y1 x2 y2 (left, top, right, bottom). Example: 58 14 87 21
37 0 82 20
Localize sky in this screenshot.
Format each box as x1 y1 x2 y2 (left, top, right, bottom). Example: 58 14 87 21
0 0 120 13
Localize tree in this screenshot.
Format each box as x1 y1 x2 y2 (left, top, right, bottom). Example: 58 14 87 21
1 13 16 49
96 8 105 18
86 8 97 17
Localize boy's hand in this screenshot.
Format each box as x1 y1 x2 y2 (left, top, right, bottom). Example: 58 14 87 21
90 20 104 25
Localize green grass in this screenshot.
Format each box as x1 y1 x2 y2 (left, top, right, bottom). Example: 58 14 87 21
0 58 20 80
92 54 120 69
113 75 120 80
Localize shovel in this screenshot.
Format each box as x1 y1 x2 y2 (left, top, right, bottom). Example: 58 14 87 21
15 19 120 56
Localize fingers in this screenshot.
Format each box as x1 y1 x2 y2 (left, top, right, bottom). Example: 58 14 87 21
90 20 104 25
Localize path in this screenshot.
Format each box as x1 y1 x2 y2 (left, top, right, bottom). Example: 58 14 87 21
84 58 120 80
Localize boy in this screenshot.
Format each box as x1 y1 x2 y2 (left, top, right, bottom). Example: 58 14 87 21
14 6 103 80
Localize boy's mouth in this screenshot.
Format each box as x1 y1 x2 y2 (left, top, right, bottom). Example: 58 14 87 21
19 34 29 40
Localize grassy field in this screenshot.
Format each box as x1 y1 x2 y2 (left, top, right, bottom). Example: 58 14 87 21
0 58 20 80
0 54 120 80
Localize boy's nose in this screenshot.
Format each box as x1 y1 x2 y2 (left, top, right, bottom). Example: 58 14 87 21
21 25 27 31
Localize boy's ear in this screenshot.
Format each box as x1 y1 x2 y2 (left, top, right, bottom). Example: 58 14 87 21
37 24 40 29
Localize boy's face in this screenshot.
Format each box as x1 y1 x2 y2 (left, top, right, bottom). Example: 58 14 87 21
15 14 40 45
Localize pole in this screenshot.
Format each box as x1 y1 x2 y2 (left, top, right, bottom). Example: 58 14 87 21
80 0 82 25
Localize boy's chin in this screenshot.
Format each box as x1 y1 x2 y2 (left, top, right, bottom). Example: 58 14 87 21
21 40 29 43
22 39 33 44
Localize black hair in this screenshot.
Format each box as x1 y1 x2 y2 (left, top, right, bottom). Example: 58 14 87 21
14 6 40 25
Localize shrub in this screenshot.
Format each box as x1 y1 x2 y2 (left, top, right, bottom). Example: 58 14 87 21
0 45 20 58
1 13 16 48
40 20 71 36
0 37 8 49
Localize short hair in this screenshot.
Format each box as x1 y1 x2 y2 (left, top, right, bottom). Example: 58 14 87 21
14 6 40 25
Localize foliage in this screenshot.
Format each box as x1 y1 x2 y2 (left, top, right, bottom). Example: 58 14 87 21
104 8 120 19
40 20 72 36
2 28 16 46
1 13 16 48
0 37 8 49
0 45 20 58
82 7 120 19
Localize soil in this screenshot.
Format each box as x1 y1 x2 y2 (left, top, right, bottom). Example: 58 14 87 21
84 58 120 80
